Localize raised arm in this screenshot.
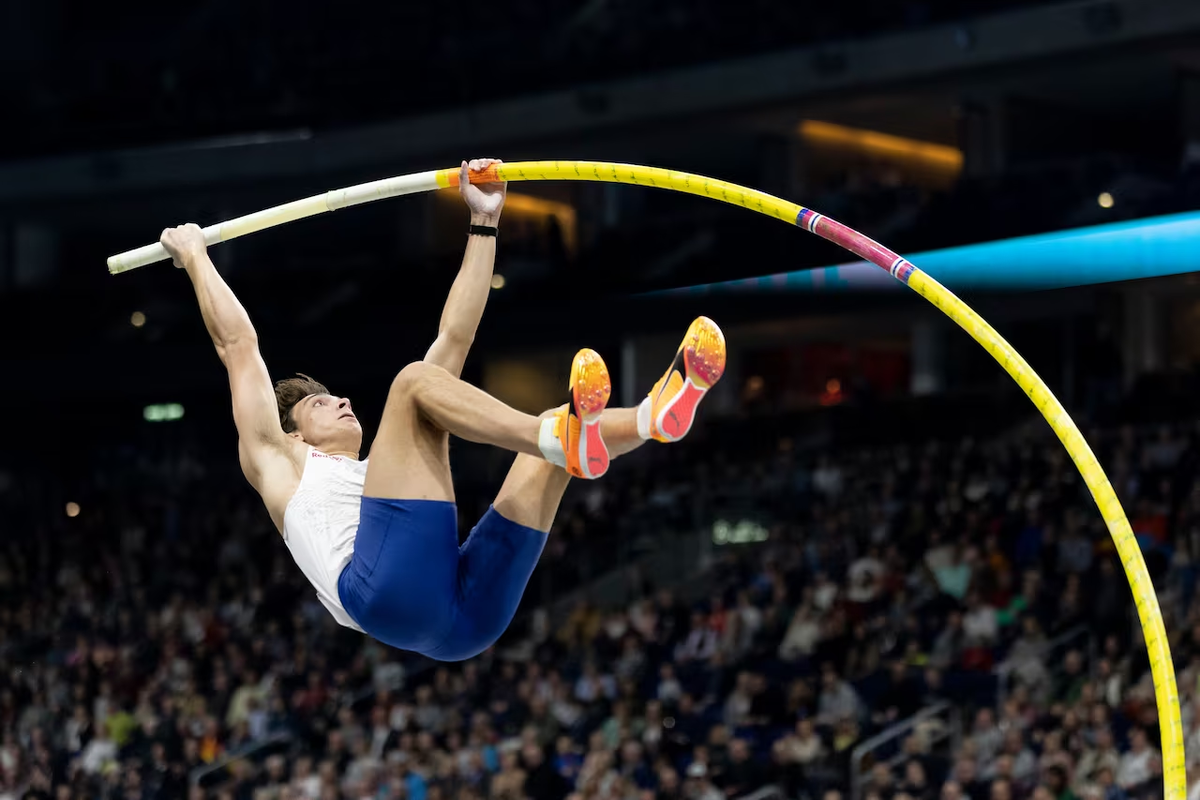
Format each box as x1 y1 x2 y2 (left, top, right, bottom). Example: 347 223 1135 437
424 159 508 378
160 225 299 498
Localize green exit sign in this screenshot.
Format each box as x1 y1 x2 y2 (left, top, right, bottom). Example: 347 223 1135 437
712 519 769 545
143 404 185 422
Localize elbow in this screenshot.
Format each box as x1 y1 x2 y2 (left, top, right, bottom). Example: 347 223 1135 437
215 333 260 364
223 330 259 350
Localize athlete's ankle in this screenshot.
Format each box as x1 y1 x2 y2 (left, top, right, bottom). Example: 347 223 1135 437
538 416 568 469
636 397 653 440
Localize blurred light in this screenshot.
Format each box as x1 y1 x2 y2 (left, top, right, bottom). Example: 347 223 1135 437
65 502 80 518
130 311 146 328
667 209 1200 297
496 192 578 254
1098 192 1115 209
746 375 764 393
439 190 579 254
820 378 845 407
490 274 506 290
712 519 769 545
799 120 963 172
144 403 185 422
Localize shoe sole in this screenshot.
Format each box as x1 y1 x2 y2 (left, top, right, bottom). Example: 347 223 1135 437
570 348 612 479
654 317 726 443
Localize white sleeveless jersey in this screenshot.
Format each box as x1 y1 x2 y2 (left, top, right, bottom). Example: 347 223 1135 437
281 447 366 632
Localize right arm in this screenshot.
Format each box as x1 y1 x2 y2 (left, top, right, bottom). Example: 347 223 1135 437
424 158 507 378
160 225 301 505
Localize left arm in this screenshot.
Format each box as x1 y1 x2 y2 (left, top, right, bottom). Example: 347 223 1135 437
424 158 507 378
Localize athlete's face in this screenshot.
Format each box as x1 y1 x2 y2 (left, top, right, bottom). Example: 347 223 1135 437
290 393 363 454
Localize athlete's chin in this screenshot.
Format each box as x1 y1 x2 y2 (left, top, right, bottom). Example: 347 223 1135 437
320 428 363 453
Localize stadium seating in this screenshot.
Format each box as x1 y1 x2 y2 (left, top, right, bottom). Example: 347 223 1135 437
0 370 1192 799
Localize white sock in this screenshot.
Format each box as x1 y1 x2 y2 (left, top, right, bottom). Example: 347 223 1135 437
636 397 653 440
538 417 567 468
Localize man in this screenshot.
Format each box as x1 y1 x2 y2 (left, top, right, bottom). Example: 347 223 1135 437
158 158 726 662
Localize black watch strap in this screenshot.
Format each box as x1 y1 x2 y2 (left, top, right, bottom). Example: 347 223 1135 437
468 224 499 237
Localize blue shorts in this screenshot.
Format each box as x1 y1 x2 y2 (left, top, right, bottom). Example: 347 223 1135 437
337 498 548 661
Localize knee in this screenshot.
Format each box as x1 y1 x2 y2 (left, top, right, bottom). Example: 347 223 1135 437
389 361 444 401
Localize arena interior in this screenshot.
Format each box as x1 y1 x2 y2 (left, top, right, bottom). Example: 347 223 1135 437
6 1 1200 799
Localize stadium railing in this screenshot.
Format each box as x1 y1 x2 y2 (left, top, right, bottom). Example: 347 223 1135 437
849 701 962 800
189 732 293 789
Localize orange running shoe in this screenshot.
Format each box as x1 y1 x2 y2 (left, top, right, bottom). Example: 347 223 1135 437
551 348 612 479
646 316 726 442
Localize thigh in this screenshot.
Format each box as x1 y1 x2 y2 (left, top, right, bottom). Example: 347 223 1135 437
364 369 454 502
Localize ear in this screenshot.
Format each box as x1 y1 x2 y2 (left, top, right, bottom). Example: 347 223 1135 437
288 431 305 442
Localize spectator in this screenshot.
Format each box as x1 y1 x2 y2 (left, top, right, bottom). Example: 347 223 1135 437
674 613 718 665
969 708 1004 765
682 761 722 800
901 759 934 800
779 596 822 662
930 611 966 670
1115 728 1160 791
816 667 862 726
79 723 116 776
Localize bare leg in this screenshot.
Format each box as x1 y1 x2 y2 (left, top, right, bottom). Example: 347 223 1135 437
601 407 644 459
365 361 646 503
494 408 644 532
492 455 570 533
364 361 545 502
403 362 543 453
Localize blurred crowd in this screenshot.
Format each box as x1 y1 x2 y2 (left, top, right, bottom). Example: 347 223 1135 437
0 388 1198 800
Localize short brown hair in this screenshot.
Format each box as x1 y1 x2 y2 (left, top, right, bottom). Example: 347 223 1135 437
275 373 329 433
